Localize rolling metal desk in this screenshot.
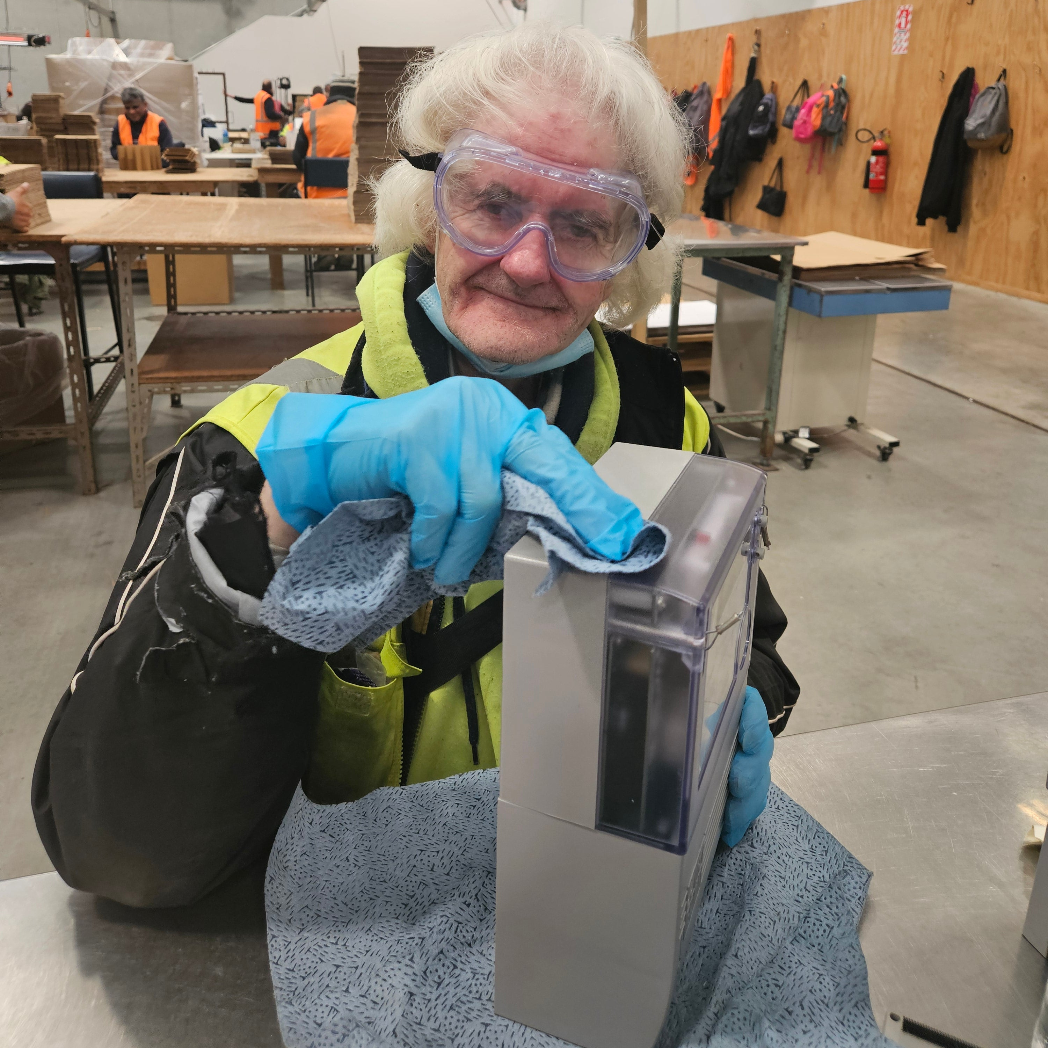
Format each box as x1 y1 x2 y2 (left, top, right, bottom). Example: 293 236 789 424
1 694 1044 1046
665 216 807 464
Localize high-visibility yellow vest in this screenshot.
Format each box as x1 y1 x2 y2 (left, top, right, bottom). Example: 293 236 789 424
189 251 711 803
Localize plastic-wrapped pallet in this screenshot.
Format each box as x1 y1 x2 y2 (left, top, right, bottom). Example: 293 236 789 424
46 38 203 158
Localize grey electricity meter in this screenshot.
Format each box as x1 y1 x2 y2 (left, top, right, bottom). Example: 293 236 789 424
495 443 767 1048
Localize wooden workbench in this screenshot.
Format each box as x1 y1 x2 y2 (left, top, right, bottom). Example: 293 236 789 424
64 194 376 504
101 168 259 195
0 197 129 495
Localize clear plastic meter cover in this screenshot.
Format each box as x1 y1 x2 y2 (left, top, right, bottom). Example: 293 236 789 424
597 456 766 853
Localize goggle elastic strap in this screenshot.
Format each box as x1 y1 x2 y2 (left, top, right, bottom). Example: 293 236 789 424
398 149 665 250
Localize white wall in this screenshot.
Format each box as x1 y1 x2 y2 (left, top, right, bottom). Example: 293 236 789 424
520 0 858 39
195 0 523 122
0 0 302 105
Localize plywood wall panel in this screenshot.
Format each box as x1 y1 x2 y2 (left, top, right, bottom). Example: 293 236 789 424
648 0 1048 302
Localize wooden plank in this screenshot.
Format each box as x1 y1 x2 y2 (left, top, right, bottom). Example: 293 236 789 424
138 311 361 385
101 167 259 194
63 194 375 251
648 0 1048 303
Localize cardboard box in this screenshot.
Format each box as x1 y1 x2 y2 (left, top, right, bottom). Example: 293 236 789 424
146 253 235 306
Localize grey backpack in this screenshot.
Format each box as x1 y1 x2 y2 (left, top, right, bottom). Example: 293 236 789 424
964 69 1013 153
684 81 713 161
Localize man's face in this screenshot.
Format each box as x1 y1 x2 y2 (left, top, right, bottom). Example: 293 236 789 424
434 102 619 363
124 99 149 122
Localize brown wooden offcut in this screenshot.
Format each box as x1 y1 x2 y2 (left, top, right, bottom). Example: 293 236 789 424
0 137 48 168
118 143 163 171
0 164 50 228
138 311 362 386
648 0 1048 303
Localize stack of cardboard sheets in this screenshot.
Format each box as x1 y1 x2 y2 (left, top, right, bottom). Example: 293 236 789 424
0 137 48 168
350 45 432 222
31 93 65 165
52 135 103 172
117 143 162 170
62 112 98 136
0 164 51 228
786 232 947 281
163 146 198 173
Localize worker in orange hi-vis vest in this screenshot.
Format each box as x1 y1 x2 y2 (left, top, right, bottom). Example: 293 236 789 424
228 80 289 144
292 79 356 199
301 85 328 115
110 86 173 159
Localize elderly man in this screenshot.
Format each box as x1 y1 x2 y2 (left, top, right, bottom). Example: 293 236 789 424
33 23 798 909
109 86 174 159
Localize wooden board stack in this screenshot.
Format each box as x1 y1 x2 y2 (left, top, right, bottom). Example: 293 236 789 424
117 143 163 171
0 137 48 168
53 135 103 173
266 146 294 166
0 164 51 228
163 146 198 173
351 45 432 222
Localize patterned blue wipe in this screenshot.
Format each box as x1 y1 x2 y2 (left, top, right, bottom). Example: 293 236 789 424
266 775 893 1048
259 470 669 652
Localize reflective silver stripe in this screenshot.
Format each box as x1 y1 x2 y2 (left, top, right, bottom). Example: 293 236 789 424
240 355 345 394
309 107 318 158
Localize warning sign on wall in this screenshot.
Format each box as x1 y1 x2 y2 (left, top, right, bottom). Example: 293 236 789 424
892 4 913 54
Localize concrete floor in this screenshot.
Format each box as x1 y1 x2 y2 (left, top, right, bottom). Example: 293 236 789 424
2 256 1047 882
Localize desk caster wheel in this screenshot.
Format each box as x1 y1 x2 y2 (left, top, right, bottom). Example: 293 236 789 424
878 445 893 462
802 454 814 469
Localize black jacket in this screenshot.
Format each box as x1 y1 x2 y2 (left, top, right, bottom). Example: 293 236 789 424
702 56 767 220
916 67 975 233
33 271 799 908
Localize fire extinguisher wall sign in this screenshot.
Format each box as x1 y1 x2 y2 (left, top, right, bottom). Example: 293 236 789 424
857 128 890 192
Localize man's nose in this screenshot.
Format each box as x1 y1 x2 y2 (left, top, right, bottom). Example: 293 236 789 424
499 228 551 288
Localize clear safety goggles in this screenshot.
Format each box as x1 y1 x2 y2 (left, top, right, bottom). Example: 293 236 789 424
401 129 664 282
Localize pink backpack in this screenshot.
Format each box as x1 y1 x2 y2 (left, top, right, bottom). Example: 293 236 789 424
792 89 829 143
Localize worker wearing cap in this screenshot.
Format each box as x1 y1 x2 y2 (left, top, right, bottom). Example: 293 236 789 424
110 86 173 159
292 78 356 198
34 23 797 909
228 79 288 144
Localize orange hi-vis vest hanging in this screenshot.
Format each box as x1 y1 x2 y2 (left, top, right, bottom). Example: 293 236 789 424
299 99 356 199
254 90 282 136
308 93 327 111
118 111 162 146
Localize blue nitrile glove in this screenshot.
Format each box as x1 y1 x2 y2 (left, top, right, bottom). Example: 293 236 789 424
721 686 774 847
255 376 645 585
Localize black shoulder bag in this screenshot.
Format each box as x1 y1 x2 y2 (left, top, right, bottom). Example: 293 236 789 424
781 79 809 129
756 157 786 217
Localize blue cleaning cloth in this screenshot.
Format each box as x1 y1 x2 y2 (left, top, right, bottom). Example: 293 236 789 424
259 470 669 652
266 774 892 1048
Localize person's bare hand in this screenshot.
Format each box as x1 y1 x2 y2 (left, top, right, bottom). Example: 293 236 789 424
8 183 32 233
260 480 301 550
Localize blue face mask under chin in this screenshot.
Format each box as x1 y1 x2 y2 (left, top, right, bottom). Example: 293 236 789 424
417 282 594 379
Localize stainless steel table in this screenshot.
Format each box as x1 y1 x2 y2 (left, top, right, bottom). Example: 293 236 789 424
774 693 1048 1048
665 216 807 463
4 696 1044 1047
0 861 281 1047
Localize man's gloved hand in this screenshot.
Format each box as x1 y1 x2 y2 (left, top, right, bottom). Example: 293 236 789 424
255 377 645 585
721 686 774 847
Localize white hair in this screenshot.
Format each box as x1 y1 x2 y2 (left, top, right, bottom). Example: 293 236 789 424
372 22 690 327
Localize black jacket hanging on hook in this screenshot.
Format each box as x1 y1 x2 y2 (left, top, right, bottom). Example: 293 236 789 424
916 66 975 233
702 54 766 220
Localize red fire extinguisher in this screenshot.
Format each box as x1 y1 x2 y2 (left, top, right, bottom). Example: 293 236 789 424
857 128 890 192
